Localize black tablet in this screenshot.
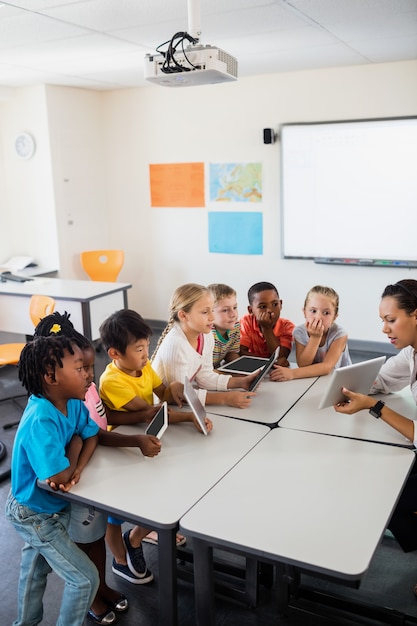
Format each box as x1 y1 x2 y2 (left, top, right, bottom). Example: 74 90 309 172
248 348 279 392
218 355 268 375
145 402 168 438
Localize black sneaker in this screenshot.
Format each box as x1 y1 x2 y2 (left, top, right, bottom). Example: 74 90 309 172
112 558 153 585
122 530 154 582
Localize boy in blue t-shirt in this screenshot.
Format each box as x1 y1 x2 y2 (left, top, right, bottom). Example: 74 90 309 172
5 335 99 626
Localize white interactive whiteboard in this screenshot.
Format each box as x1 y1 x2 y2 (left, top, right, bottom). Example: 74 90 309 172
281 117 417 267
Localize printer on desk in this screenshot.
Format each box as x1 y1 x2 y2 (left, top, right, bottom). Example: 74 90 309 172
0 256 36 282
0 256 57 280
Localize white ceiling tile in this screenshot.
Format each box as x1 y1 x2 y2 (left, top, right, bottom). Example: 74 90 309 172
0 0 413 89
0 11 88 48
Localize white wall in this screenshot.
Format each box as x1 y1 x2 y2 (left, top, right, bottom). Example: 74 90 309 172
0 85 59 269
45 86 109 277
0 60 416 344
101 60 417 343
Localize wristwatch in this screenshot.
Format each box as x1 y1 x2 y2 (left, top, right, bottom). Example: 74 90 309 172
369 400 385 418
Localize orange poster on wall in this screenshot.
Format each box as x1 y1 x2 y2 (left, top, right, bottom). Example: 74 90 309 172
149 162 205 207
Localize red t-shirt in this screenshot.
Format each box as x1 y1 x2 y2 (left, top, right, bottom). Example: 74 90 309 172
240 314 295 358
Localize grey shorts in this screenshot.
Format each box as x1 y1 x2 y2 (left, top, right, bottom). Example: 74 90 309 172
69 502 107 543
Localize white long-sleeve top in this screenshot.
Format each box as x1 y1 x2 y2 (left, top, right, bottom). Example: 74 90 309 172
152 324 231 403
371 346 417 447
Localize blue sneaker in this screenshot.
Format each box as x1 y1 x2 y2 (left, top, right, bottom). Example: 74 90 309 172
112 558 153 585
122 530 154 582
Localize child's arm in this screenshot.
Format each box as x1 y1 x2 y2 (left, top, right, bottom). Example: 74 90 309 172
270 337 348 381
156 381 185 407
105 403 159 426
98 429 161 457
167 408 213 433
48 434 98 492
256 312 281 355
296 321 324 366
205 390 255 409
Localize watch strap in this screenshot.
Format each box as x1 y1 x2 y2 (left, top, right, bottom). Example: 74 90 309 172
369 400 385 418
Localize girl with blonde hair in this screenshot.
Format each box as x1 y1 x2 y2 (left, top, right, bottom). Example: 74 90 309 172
152 283 257 408
271 285 351 381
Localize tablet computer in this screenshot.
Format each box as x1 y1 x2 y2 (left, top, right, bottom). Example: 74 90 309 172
248 348 279 392
318 356 386 409
183 377 208 435
145 401 168 438
218 355 268 375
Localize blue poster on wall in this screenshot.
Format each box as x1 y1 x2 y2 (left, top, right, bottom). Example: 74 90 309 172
208 212 263 254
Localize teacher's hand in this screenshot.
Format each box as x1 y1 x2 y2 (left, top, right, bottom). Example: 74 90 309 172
333 388 374 414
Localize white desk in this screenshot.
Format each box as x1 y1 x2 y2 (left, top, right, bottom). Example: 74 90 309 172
180 428 415 625
0 278 131 340
206 377 319 425
42 416 269 626
278 374 416 447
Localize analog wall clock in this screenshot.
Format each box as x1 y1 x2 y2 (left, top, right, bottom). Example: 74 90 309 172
14 132 36 160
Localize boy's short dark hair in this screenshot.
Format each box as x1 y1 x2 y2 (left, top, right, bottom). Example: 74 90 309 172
247 282 279 305
99 309 152 354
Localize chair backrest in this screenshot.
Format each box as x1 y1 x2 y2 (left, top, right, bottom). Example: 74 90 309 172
29 295 56 327
80 250 124 282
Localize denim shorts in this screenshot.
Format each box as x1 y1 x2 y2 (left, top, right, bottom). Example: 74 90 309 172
69 502 107 543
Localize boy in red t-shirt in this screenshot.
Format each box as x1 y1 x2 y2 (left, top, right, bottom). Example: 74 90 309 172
240 281 294 367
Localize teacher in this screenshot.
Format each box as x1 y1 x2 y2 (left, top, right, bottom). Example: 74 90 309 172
334 279 417 567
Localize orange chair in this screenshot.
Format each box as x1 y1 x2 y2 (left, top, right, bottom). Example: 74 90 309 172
80 250 124 282
0 294 56 366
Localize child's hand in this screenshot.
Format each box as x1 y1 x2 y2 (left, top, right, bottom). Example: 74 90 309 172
168 381 185 407
225 390 256 408
275 356 289 367
137 434 162 457
256 310 277 330
191 414 213 434
270 365 294 381
48 475 78 493
239 369 261 390
306 317 324 339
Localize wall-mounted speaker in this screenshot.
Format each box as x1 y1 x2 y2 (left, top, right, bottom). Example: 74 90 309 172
263 128 276 144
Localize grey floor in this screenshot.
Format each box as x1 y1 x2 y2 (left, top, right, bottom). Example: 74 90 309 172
1 332 417 625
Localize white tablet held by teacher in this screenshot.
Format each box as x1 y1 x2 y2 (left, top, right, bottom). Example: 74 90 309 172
318 356 386 409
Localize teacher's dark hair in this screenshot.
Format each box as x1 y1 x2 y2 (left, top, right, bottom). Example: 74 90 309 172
382 279 417 314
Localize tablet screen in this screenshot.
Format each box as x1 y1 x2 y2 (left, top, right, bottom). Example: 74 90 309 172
145 402 168 438
184 377 208 435
218 356 268 375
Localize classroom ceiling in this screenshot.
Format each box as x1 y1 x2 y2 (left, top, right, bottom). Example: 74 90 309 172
0 0 416 91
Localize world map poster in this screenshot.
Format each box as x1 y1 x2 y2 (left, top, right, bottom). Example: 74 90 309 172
209 163 262 202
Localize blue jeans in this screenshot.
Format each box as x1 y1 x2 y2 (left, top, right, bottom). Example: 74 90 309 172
5 490 99 626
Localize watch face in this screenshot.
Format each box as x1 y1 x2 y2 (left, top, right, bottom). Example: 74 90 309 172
14 133 36 160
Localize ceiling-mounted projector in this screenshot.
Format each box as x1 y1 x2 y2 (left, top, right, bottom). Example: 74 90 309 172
144 44 238 87
144 0 237 87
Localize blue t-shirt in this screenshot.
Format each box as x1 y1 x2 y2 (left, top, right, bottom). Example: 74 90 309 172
11 395 99 514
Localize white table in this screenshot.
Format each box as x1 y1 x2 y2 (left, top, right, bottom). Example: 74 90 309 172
180 427 415 625
0 277 131 340
278 374 416 447
206 377 319 425
41 416 269 626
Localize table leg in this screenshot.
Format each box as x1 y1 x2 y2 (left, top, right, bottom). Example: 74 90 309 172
81 301 92 341
193 538 215 626
245 558 259 607
157 527 178 626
